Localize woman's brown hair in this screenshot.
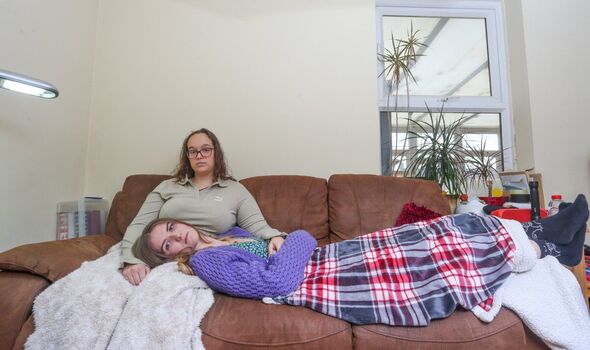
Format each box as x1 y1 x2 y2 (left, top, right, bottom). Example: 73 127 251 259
172 128 234 182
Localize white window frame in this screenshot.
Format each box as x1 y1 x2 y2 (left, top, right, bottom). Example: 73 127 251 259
376 0 514 169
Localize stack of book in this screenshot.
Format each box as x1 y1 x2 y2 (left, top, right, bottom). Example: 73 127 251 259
57 210 104 239
56 197 109 240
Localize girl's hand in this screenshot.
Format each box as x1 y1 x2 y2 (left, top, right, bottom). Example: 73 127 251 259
122 263 151 285
268 236 285 255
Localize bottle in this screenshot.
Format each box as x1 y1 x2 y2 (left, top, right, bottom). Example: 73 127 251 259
529 181 541 220
548 194 564 216
491 178 504 198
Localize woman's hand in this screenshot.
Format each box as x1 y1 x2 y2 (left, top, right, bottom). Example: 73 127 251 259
122 263 151 285
268 236 285 255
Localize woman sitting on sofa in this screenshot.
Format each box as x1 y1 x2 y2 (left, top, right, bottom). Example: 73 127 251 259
121 128 286 285
132 195 588 326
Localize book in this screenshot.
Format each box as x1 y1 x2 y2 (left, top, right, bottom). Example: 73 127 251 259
88 210 101 235
56 198 109 240
57 213 69 240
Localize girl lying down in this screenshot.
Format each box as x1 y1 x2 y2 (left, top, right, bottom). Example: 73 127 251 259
132 195 588 327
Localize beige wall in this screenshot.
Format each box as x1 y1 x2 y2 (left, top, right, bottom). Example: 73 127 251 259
520 0 590 202
85 0 380 203
2 0 588 251
0 0 98 251
504 0 535 172
84 0 590 222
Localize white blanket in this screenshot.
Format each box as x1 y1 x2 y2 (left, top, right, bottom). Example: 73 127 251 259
25 243 214 350
472 219 590 350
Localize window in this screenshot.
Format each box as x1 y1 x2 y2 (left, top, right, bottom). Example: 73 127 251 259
376 0 512 176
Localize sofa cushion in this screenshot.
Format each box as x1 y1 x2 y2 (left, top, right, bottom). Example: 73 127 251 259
0 235 116 282
240 175 330 246
201 294 352 349
328 174 451 242
106 174 329 244
108 174 171 241
352 308 547 350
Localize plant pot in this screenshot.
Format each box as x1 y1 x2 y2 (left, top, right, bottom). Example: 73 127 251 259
478 196 507 206
446 195 459 214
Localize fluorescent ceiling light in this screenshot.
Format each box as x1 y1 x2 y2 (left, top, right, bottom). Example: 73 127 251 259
0 69 59 99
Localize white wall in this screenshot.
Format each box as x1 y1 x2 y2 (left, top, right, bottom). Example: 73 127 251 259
85 0 380 202
84 0 590 216
520 0 590 202
503 0 535 172
2 0 588 252
0 0 98 251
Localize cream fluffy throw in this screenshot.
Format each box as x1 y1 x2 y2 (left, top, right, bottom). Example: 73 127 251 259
472 219 590 350
25 243 214 350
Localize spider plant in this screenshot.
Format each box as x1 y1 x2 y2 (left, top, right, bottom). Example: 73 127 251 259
378 22 427 176
462 140 504 197
403 105 468 197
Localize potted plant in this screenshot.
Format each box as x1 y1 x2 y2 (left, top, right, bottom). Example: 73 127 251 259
378 23 426 176
403 105 468 196
462 141 505 205
403 104 468 211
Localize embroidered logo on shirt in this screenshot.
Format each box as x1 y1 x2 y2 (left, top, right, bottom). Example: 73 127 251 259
213 196 223 202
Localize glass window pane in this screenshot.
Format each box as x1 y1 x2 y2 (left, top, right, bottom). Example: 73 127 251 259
381 111 502 174
464 155 501 171
463 134 499 151
381 16 491 97
391 112 500 131
391 132 407 150
391 155 407 172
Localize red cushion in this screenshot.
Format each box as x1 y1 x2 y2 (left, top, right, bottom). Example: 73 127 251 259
394 202 443 226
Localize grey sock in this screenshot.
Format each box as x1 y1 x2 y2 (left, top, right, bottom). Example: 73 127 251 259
522 194 588 244
534 224 586 267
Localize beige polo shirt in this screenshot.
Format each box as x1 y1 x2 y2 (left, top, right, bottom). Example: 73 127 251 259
121 177 284 264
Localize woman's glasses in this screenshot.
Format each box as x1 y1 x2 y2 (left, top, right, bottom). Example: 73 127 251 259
187 147 214 159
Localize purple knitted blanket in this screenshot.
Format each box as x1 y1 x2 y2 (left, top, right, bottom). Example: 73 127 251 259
189 230 317 298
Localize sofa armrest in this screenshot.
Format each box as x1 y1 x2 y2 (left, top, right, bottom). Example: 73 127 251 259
0 271 50 350
0 235 117 282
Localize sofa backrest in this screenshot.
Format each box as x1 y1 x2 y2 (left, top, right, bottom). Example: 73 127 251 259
104 174 172 241
328 174 451 242
104 174 449 245
240 175 329 246
104 174 330 245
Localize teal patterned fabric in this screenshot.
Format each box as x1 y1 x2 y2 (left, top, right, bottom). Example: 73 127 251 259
231 238 269 259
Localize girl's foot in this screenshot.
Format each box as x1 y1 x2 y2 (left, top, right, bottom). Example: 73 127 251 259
522 194 588 244
535 223 587 267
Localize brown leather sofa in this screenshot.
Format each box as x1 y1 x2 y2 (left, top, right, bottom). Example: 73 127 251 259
0 174 547 350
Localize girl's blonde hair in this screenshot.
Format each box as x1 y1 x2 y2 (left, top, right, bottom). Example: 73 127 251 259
176 255 194 275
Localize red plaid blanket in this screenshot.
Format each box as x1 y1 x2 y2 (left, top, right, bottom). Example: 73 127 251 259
278 213 515 326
